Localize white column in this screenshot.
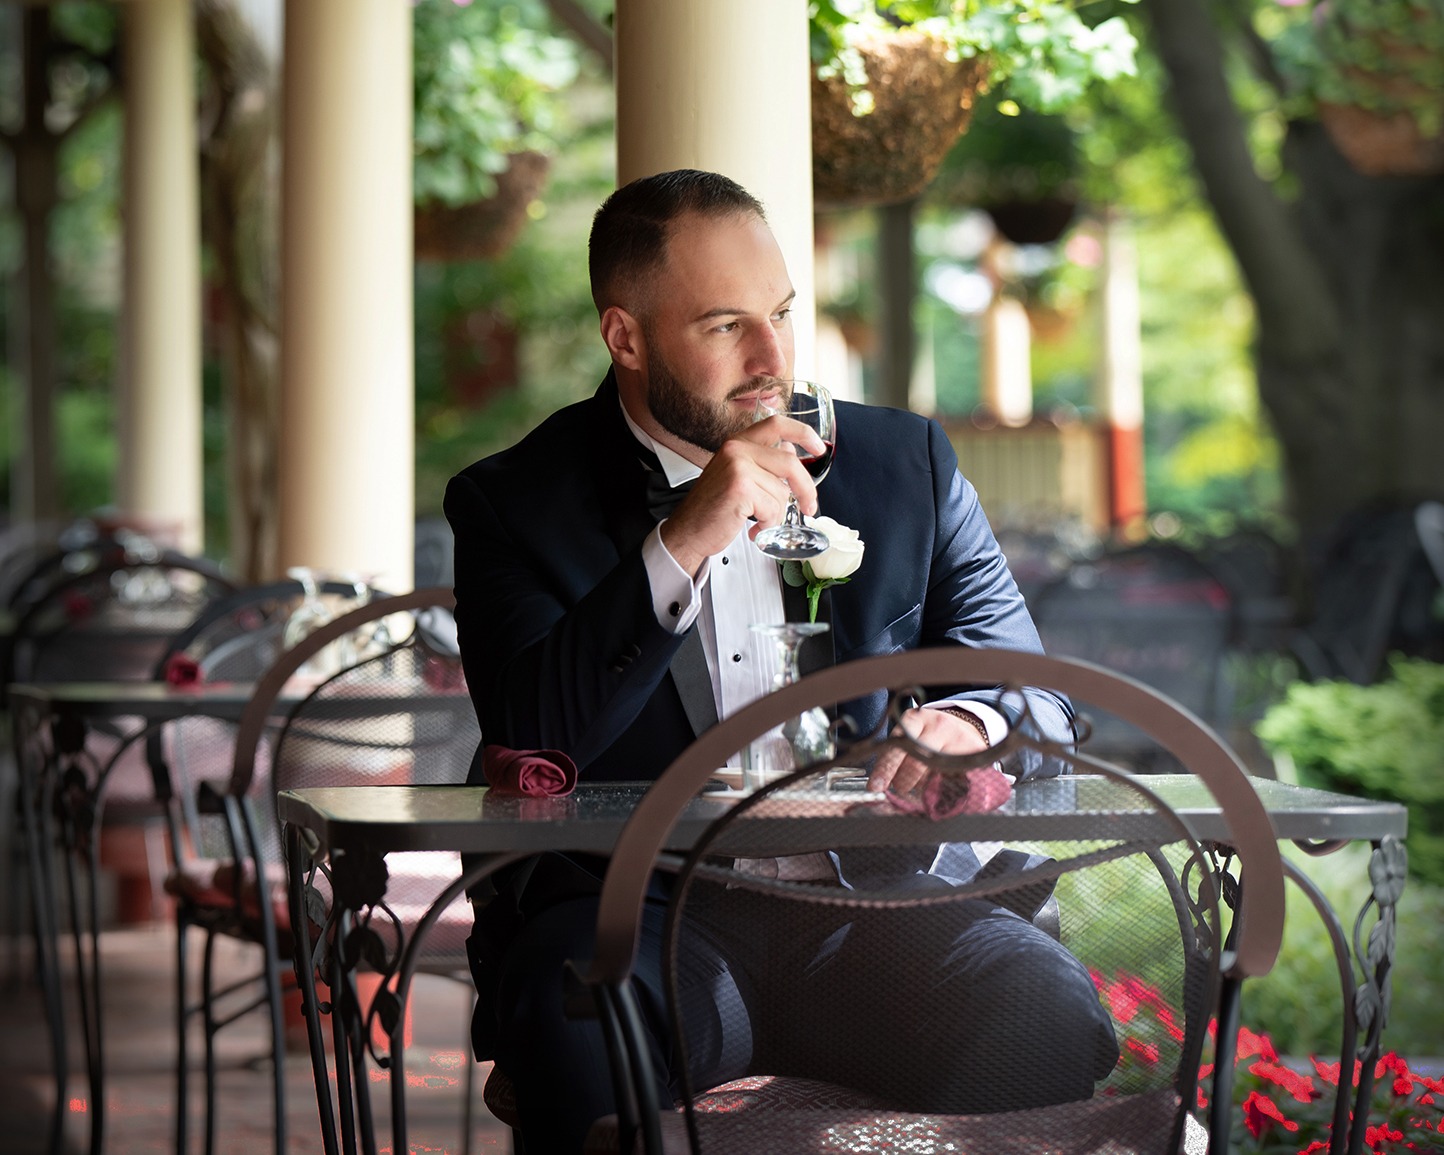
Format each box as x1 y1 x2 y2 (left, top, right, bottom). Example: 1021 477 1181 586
278 0 414 591
614 0 816 377
981 295 1034 426
118 0 203 552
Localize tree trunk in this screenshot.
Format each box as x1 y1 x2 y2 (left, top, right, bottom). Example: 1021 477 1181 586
9 6 62 525
875 198 917 410
1142 0 1444 549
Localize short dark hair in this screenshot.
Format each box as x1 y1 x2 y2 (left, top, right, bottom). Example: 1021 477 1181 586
588 169 766 314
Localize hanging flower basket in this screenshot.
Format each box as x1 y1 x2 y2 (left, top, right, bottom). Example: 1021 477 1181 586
1318 100 1444 177
984 196 1079 246
812 30 989 210
1310 1 1444 177
413 151 551 263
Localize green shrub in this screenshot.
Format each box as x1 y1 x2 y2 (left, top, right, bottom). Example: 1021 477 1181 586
1255 657 1444 887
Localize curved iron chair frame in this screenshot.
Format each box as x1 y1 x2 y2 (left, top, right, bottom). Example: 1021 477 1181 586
585 648 1287 1155
144 576 382 1155
3 551 237 1155
220 589 477 1155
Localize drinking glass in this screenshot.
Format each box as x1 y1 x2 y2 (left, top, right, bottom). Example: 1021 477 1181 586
741 621 835 792
752 380 835 560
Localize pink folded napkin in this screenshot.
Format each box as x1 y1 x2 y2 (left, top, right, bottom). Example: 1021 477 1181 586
483 745 578 798
164 653 204 688
886 767 1012 820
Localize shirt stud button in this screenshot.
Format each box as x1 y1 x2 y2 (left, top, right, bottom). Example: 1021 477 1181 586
732 653 742 663
722 556 730 565
668 601 681 617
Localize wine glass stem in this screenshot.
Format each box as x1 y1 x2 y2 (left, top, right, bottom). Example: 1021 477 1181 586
783 493 804 529
772 634 804 690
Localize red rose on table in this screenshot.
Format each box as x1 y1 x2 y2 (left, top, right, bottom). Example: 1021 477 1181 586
163 653 204 688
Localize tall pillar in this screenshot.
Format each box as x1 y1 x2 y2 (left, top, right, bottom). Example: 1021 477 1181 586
614 0 816 377
981 294 1034 426
279 0 413 591
1097 212 1146 532
118 0 203 552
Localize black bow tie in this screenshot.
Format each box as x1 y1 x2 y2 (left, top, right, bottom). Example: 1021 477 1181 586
633 443 698 522
644 468 695 522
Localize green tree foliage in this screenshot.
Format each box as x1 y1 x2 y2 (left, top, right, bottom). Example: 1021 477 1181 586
413 0 580 206
1256 657 1444 887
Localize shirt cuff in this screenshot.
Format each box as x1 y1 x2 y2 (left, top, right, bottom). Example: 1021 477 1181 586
924 700 1009 746
642 522 709 634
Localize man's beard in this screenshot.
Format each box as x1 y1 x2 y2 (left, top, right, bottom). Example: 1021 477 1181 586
645 347 765 454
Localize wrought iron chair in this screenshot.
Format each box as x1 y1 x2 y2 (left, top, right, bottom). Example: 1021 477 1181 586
184 589 483 1155
578 648 1286 1155
4 545 237 917
145 575 378 1155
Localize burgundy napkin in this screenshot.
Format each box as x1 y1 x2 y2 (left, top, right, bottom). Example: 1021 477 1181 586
164 653 204 688
482 744 578 798
886 767 1012 820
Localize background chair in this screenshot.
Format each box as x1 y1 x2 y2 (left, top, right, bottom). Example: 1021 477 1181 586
145 575 378 1155
171 588 482 1155
4 543 237 924
581 648 1286 1155
1030 542 1239 770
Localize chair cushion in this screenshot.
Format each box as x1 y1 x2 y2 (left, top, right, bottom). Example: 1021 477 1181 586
164 858 292 932
584 1082 1204 1155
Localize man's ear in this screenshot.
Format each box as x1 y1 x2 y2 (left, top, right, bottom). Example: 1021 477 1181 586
600 306 645 370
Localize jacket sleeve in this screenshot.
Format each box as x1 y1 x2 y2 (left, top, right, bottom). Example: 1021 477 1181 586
444 469 687 772
919 418 1076 776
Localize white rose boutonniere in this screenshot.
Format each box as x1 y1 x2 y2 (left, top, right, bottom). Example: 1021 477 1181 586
780 516 865 623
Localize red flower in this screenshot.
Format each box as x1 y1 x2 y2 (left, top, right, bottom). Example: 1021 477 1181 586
1364 1122 1404 1145
1248 1059 1320 1103
1110 983 1142 1025
1298 1143 1330 1154
1154 1004 1186 1042
1237 1026 1279 1063
1125 1038 1160 1065
1311 1056 1363 1088
1242 1090 1298 1138
163 653 203 688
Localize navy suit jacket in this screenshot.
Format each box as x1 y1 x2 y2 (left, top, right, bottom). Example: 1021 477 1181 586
444 372 1072 783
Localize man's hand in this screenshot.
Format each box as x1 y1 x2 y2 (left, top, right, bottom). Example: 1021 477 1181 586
868 706 991 794
660 415 824 575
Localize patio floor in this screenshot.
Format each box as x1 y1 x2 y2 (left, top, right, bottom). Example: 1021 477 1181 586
0 919 514 1155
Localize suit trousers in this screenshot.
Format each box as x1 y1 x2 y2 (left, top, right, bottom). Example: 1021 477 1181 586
474 873 1120 1153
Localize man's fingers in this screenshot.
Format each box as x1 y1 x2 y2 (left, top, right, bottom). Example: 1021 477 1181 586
745 413 826 458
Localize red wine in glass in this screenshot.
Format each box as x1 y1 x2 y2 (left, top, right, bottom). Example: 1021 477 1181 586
799 441 835 482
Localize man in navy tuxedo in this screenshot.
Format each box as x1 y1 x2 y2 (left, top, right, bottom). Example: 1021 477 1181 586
446 169 1116 1151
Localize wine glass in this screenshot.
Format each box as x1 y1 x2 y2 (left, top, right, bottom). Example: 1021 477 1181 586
752 380 836 560
741 621 835 792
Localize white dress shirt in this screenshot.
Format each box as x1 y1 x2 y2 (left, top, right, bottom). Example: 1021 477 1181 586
622 403 1005 743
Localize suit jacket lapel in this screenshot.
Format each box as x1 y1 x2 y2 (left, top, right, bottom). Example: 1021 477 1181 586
669 629 718 736
591 371 720 739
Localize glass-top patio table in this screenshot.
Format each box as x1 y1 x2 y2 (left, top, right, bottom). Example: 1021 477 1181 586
279 775 1407 1155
